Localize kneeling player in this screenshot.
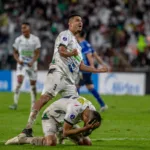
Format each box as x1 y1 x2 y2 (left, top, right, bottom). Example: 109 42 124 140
5 96 101 146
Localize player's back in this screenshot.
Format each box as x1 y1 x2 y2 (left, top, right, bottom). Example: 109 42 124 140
43 96 95 124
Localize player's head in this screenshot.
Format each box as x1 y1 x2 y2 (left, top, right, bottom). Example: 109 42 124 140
21 22 30 37
68 14 83 35
82 109 101 136
82 109 102 128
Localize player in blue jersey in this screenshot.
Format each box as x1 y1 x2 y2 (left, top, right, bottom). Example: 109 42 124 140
76 30 108 112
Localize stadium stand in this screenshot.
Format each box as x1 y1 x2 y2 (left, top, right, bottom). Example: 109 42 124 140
0 0 150 71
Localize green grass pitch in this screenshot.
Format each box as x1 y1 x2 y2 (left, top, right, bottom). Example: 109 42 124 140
0 92 150 150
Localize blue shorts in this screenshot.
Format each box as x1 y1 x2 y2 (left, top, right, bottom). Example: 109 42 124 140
78 73 93 86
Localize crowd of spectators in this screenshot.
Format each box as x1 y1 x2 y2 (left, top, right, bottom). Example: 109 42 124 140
0 0 150 71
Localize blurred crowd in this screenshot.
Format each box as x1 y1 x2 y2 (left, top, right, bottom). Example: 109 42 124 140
0 0 150 71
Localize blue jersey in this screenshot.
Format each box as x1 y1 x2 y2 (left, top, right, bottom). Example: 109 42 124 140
79 40 95 66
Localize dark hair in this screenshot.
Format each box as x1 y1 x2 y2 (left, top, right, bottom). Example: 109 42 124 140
89 110 102 124
79 30 86 38
68 14 82 20
22 22 30 26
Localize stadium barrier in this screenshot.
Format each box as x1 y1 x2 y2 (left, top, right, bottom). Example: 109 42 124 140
0 70 147 95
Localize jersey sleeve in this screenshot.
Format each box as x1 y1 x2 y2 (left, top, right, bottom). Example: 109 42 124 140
12 38 19 50
64 105 78 125
35 37 41 49
59 32 70 47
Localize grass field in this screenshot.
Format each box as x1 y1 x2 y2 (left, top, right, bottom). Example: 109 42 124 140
0 92 150 150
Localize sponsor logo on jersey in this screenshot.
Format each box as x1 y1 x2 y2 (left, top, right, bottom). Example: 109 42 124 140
70 114 75 119
63 37 67 41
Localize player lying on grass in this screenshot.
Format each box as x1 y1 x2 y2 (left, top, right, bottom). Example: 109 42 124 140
5 96 101 146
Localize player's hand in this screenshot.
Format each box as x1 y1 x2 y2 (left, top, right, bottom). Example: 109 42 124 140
18 60 24 65
98 65 108 72
71 49 78 56
28 62 34 67
85 120 100 130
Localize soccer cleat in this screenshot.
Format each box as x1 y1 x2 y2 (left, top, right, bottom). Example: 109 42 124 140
9 104 17 110
100 104 108 112
5 133 27 145
22 128 33 137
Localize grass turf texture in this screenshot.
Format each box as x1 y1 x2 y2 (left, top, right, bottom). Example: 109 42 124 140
0 92 150 150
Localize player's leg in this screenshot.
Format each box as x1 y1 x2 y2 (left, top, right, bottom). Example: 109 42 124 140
76 78 84 95
9 66 25 110
22 68 66 135
84 73 108 111
26 68 37 109
29 80 36 109
41 116 58 146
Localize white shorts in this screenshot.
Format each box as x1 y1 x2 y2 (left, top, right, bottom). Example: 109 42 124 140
41 66 78 97
16 62 37 81
42 116 58 136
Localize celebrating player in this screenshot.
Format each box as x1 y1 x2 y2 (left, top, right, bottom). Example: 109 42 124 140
76 30 108 112
5 96 101 146
20 14 108 136
9 22 41 110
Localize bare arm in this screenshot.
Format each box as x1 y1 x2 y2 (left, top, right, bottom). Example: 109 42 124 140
63 122 92 137
93 52 104 65
86 53 94 68
58 45 78 58
13 48 23 65
79 61 108 73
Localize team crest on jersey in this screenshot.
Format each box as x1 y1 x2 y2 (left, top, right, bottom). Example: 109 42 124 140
70 114 75 119
63 37 67 41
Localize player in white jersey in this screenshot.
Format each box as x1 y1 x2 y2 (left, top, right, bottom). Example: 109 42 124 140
20 14 108 136
5 96 101 146
9 22 41 110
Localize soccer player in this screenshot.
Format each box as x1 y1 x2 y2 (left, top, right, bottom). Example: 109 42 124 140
20 14 108 136
76 30 108 112
5 96 101 146
9 22 41 110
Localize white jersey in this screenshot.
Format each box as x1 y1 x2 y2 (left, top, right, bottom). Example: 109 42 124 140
51 30 83 84
42 96 96 125
13 34 41 68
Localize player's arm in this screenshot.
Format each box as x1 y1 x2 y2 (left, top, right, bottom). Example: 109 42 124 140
79 61 108 73
86 53 94 68
63 121 94 137
93 51 104 65
58 45 78 58
13 47 23 65
28 48 40 67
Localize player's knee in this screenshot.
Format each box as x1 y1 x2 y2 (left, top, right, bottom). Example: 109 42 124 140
40 94 53 104
82 137 92 146
44 137 57 146
17 76 23 84
84 140 92 146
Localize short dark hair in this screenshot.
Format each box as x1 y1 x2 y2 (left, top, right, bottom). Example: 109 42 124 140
68 14 82 20
79 30 86 38
22 22 30 26
89 110 102 124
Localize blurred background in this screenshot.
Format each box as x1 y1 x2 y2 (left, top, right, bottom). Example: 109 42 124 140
0 0 150 94
0 0 150 71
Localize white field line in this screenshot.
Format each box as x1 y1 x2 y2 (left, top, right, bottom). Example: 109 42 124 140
91 138 150 141
1 137 150 144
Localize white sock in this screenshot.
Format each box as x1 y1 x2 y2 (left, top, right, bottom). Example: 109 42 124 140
14 83 22 105
30 85 36 108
